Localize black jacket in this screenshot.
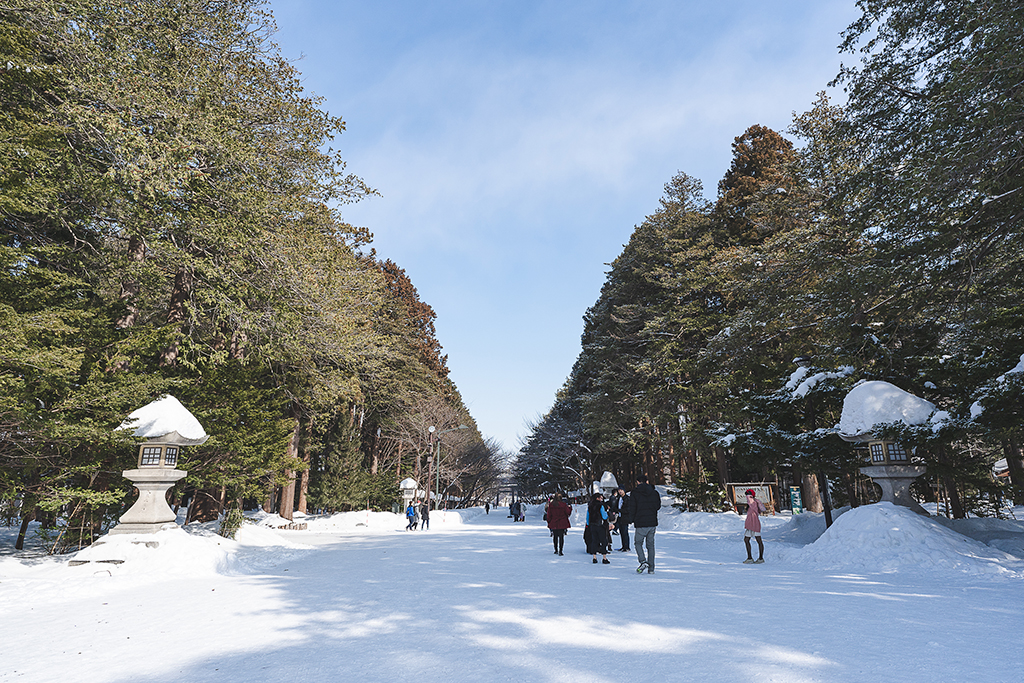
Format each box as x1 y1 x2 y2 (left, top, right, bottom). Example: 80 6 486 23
627 483 661 528
615 494 632 525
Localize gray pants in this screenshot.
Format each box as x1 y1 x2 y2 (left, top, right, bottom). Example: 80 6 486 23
634 526 656 571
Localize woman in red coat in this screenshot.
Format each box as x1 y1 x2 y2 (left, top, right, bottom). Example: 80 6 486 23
545 492 572 556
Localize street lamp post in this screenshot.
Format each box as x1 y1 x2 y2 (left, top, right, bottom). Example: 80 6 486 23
426 424 469 510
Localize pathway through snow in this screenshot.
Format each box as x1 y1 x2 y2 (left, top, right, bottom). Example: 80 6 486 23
1 506 1022 682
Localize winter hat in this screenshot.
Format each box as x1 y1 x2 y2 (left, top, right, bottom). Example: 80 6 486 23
745 489 756 497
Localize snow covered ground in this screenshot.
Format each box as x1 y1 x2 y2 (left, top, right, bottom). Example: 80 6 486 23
1 502 1023 682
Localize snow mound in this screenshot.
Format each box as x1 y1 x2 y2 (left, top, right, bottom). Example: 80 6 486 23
767 507 851 545
784 503 1023 577
116 394 208 444
663 509 746 535
934 515 1024 559
838 381 935 437
68 527 233 576
66 522 312 577
303 510 408 533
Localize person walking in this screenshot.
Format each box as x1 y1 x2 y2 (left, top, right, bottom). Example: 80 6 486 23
613 487 631 552
583 492 612 564
485 502 490 514
628 475 661 574
420 501 430 531
545 493 572 555
743 488 766 563
405 501 417 531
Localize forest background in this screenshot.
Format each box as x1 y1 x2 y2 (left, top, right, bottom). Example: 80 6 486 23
515 0 1024 522
1 0 503 553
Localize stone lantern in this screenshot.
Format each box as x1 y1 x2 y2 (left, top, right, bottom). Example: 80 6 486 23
399 478 419 512
837 381 930 515
109 395 208 535
599 471 619 497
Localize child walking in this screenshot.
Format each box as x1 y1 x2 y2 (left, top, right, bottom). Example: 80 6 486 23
743 489 766 564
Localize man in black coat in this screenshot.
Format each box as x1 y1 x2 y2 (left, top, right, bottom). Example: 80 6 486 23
613 488 631 551
627 475 661 574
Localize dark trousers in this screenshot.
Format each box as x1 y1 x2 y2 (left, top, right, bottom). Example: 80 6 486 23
552 529 566 553
619 523 631 550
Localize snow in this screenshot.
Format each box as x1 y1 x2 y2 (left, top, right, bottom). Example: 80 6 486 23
1 503 1023 682
837 380 935 437
785 366 853 399
116 395 208 444
970 353 1024 419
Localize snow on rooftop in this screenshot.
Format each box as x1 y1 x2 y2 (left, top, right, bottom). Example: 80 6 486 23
116 394 208 444
837 381 935 438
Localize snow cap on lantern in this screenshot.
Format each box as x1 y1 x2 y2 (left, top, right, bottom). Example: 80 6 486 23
837 381 929 514
838 381 936 440
117 395 208 469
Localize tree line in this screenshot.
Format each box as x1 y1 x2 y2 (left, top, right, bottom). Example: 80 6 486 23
516 0 1024 519
1 0 502 552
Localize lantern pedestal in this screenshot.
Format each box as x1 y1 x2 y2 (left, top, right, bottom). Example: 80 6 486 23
859 464 928 515
108 468 188 535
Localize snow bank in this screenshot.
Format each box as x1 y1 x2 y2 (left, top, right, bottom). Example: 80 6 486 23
64 521 311 577
934 515 1024 559
838 381 935 437
782 503 1023 577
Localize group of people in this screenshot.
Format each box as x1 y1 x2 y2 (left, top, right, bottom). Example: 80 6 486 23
544 474 663 573
509 500 527 522
543 478 769 571
404 500 430 531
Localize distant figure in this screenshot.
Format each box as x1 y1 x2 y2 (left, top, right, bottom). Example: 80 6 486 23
545 493 572 556
614 488 631 552
485 502 490 514
420 501 430 531
584 492 611 564
511 500 521 522
405 502 417 531
519 502 527 522
629 475 661 574
743 489 766 564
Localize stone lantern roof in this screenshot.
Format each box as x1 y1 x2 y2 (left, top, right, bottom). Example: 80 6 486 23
117 395 209 446
837 381 936 441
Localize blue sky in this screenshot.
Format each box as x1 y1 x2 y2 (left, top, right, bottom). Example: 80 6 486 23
267 0 861 452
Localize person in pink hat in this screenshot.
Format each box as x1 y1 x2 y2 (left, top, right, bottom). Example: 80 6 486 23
742 489 766 564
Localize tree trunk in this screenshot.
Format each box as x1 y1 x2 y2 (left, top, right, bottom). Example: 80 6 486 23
278 412 301 521
115 233 147 329
816 470 833 528
263 484 276 514
15 508 35 551
160 265 193 367
941 475 965 519
714 446 729 489
187 488 222 523
1004 439 1024 505
802 471 823 513
297 466 309 514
